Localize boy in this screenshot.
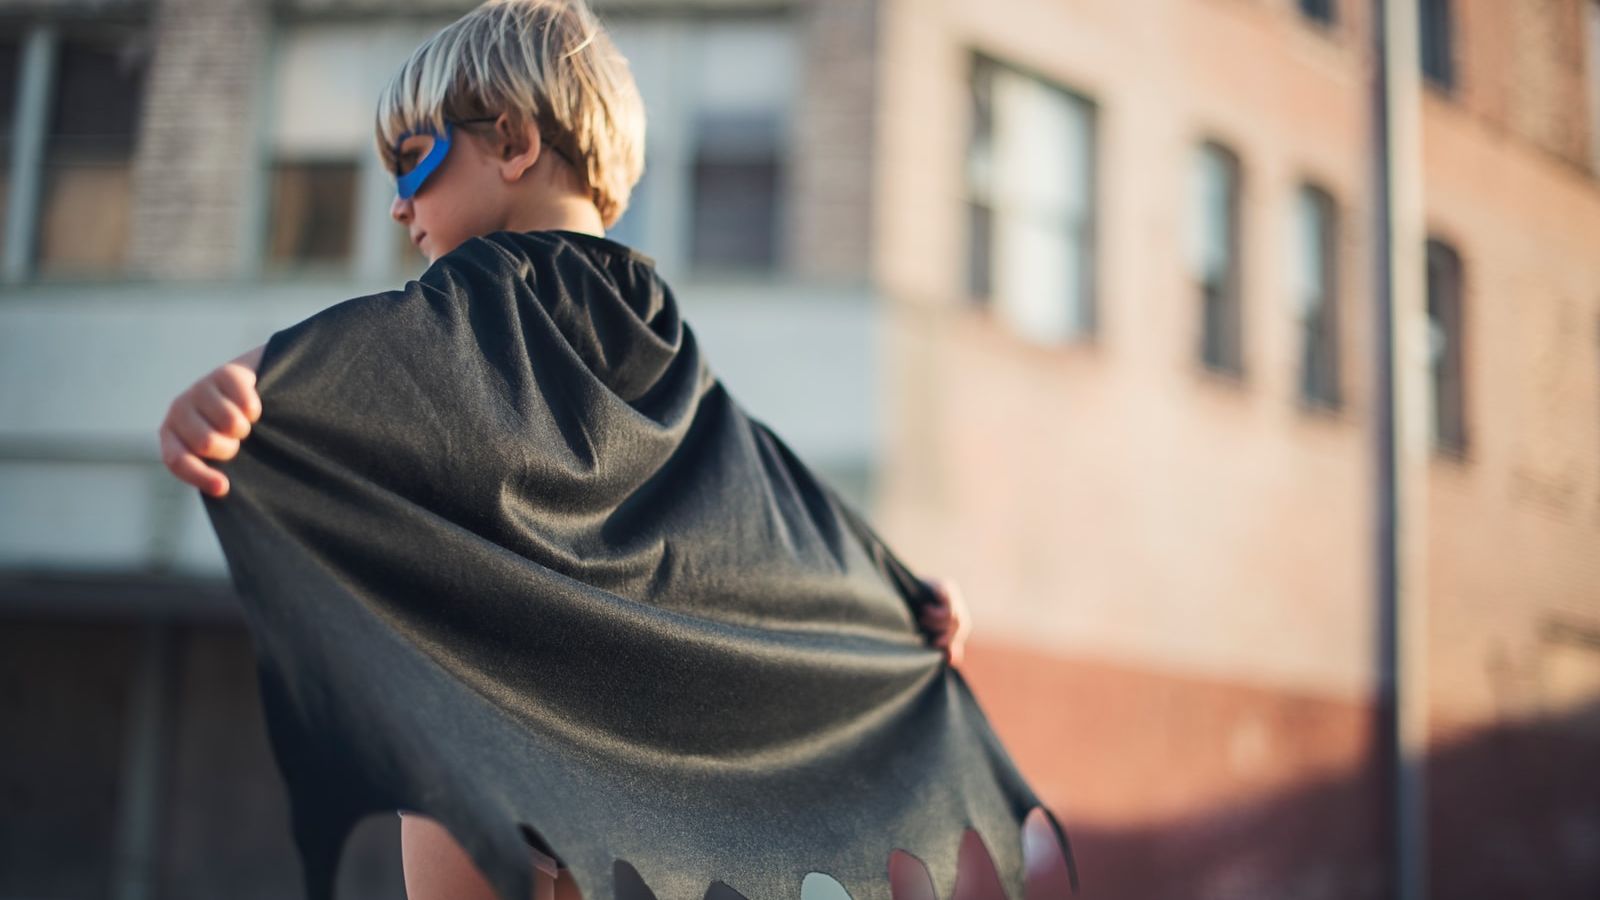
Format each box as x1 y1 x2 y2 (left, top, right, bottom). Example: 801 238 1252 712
157 2 982 899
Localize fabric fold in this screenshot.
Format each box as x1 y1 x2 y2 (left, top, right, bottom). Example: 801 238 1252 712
201 228 1076 900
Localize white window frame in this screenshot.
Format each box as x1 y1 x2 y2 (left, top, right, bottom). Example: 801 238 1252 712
3 25 57 284
252 18 449 283
966 53 1098 345
602 12 798 283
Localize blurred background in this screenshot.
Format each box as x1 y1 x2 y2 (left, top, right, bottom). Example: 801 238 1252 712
0 0 1597 897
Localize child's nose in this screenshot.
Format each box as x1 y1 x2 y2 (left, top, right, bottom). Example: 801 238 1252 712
390 195 412 223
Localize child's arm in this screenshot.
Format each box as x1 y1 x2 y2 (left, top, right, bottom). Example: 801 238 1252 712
158 343 265 498
918 576 972 668
822 473 974 668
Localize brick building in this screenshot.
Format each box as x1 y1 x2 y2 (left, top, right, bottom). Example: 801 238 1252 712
868 0 1600 897
1 0 1598 897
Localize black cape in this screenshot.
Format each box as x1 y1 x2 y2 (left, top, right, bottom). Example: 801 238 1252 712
200 229 1077 900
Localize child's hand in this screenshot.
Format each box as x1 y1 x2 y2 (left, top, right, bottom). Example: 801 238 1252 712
158 344 265 498
918 576 972 668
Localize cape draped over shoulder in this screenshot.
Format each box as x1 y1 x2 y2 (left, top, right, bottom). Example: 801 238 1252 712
200 229 1077 900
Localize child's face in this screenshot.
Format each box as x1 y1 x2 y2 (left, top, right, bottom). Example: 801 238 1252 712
389 121 518 265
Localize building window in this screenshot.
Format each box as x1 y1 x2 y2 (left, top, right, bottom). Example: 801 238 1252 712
1426 238 1467 455
265 22 440 276
1299 0 1337 26
1293 185 1340 408
598 16 798 279
684 19 794 276
966 53 1098 344
1587 0 1600 174
690 112 781 271
0 38 18 260
1190 141 1245 376
1420 0 1455 90
265 25 365 272
35 29 149 277
267 160 358 265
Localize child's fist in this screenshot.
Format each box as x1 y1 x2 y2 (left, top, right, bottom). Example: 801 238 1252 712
158 344 265 498
917 576 972 668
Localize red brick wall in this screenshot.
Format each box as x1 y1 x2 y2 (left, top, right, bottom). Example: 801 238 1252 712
873 0 1600 895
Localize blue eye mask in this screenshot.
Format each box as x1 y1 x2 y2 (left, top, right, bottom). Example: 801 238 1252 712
393 120 455 201
392 116 580 201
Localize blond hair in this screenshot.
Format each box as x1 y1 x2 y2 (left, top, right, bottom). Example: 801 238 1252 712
374 0 646 229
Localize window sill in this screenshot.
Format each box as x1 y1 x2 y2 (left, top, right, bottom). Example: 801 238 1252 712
1429 441 1471 466
964 302 1102 361
1194 359 1247 390
1292 394 1351 425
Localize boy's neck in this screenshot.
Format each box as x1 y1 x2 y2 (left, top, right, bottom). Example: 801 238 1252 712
501 195 607 238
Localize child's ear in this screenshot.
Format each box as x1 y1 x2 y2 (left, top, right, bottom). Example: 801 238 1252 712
495 115 543 182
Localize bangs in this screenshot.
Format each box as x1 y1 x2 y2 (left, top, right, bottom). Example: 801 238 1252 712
373 30 480 176
370 0 646 229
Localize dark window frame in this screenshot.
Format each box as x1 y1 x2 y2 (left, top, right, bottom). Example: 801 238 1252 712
0 37 19 260
687 129 783 275
1296 183 1342 410
1587 0 1600 176
1298 0 1338 27
967 52 995 304
34 24 150 279
1420 0 1456 91
1195 140 1246 378
1425 237 1468 457
261 155 361 273
686 107 786 277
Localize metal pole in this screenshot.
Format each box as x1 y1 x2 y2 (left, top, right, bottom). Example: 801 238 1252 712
2 24 56 285
1371 1 1428 898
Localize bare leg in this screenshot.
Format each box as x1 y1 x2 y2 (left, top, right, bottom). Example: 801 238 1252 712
399 811 581 900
